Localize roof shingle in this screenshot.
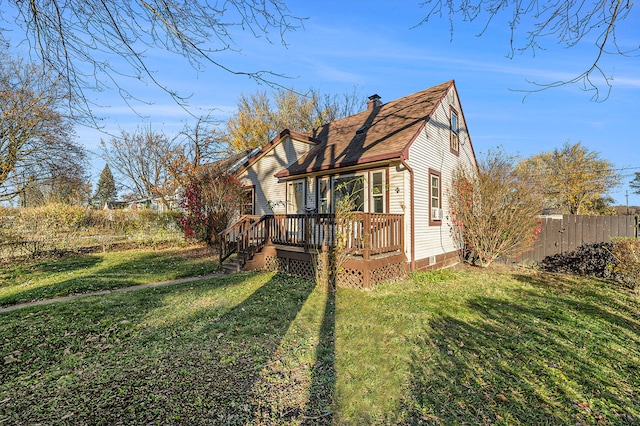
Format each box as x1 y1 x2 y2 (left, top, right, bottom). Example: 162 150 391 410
276 80 453 177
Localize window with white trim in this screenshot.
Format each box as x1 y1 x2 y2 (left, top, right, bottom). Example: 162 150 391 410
429 169 442 225
450 109 460 154
242 187 254 215
371 171 385 213
333 175 364 212
318 177 331 213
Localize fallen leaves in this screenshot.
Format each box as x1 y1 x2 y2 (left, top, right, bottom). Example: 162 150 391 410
495 393 508 402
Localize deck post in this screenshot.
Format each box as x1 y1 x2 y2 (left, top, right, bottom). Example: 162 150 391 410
363 214 371 260
304 214 310 251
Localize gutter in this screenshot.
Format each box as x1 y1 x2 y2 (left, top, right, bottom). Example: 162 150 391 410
401 159 415 272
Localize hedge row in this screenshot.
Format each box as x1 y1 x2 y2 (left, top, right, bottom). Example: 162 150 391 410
0 204 185 260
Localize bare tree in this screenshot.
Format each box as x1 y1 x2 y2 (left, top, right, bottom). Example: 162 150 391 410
416 0 636 100
3 1 301 122
99 126 174 205
0 53 88 201
175 116 232 169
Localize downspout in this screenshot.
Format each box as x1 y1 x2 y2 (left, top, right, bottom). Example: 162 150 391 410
401 159 416 272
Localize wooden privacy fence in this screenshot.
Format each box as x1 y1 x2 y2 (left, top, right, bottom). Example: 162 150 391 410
510 215 639 264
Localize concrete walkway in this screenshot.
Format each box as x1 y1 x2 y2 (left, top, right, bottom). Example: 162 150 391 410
0 272 224 314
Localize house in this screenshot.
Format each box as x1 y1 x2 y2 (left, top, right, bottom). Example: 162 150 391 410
220 80 478 288
104 196 177 213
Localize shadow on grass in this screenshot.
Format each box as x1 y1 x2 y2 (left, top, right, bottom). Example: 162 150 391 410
302 285 336 424
1 272 322 425
404 276 640 425
26 254 104 273
512 272 640 334
0 249 219 307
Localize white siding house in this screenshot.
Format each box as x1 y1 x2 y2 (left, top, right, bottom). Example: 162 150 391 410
225 81 478 281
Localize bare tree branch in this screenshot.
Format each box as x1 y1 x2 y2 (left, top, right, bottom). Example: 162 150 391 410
4 1 303 124
416 0 636 100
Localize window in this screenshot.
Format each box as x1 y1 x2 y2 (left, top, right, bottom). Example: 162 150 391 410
333 175 364 212
242 187 254 215
371 171 385 213
287 181 305 214
429 169 442 226
450 109 460 155
318 177 331 213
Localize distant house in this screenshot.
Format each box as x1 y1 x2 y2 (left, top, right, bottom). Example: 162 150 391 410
103 196 177 213
220 80 478 287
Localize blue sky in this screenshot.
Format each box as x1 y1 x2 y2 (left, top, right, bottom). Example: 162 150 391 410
32 0 640 205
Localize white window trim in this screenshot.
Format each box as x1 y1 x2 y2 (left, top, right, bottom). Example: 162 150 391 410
370 170 386 213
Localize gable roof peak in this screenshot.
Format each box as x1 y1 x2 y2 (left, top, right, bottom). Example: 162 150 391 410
276 80 457 178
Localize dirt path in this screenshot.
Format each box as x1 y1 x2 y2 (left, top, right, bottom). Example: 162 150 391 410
0 272 224 314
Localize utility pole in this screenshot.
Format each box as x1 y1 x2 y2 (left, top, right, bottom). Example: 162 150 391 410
626 190 629 215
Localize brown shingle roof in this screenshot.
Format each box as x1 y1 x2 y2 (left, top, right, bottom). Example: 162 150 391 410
276 80 454 178
204 148 259 175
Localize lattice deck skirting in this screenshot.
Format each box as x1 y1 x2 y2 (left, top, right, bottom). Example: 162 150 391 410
264 254 316 281
249 245 407 289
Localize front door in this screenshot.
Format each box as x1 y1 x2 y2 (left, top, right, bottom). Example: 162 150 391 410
287 181 305 214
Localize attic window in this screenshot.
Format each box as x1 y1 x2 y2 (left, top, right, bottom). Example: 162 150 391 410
356 125 368 135
450 108 460 156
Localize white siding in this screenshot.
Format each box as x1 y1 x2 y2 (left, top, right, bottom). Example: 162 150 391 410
388 164 410 255
406 86 477 263
238 136 314 215
236 85 478 268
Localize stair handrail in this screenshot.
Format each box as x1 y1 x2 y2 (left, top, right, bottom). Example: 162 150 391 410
219 215 261 264
236 215 270 267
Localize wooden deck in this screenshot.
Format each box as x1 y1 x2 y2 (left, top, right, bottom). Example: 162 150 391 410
220 213 406 288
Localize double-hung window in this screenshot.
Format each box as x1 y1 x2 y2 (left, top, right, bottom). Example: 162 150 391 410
450 109 460 155
371 171 385 213
242 187 254 215
429 169 442 225
318 177 331 213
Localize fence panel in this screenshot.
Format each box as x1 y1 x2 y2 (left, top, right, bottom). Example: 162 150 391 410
503 215 638 264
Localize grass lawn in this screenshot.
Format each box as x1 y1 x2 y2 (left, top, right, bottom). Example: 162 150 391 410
1 258 639 425
0 245 220 307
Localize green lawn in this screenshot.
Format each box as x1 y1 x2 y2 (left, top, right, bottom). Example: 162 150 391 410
1 259 639 425
0 245 220 307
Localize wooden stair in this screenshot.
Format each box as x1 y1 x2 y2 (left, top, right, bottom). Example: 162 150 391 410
220 254 241 274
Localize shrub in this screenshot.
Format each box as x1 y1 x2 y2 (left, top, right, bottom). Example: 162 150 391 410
539 242 617 279
0 204 184 260
449 149 544 267
611 238 640 291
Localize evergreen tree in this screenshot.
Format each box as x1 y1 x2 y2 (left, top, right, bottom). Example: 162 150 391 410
93 164 117 207
630 172 640 195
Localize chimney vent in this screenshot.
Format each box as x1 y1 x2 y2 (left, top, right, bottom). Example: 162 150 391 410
367 94 382 110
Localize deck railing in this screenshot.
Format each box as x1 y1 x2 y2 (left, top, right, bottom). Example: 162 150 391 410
219 215 261 264
266 213 403 259
221 213 404 267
